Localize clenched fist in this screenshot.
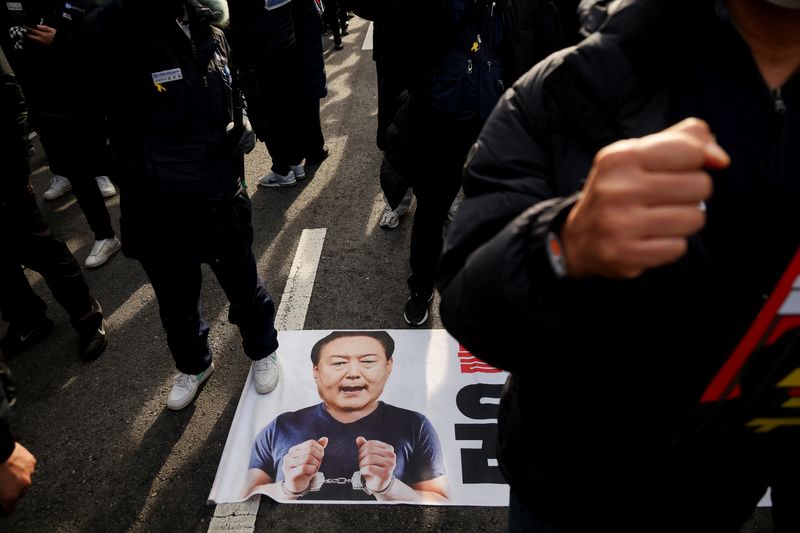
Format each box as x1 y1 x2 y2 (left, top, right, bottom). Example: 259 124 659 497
281 437 328 493
356 436 396 493
562 118 730 279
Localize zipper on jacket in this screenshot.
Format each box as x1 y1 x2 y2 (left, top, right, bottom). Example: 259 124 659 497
773 88 787 114
770 87 787 178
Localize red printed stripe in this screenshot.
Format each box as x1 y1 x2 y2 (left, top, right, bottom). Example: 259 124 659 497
700 250 800 403
458 345 502 373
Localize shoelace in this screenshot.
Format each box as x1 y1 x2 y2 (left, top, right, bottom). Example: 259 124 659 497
174 373 192 390
255 358 273 372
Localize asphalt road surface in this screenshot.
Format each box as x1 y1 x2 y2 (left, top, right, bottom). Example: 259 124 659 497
1 17 775 533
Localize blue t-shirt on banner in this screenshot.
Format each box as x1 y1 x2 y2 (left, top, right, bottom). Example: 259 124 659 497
249 402 446 500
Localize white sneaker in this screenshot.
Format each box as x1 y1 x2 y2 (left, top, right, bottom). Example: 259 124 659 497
291 164 306 180
258 170 296 188
166 363 215 411
379 210 401 229
43 175 72 200
85 237 121 268
95 176 117 198
252 352 280 394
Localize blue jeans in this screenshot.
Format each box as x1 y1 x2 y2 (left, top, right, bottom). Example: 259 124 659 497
507 491 560 533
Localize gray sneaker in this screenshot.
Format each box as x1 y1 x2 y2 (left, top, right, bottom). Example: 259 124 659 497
291 164 306 180
253 352 280 394
95 175 117 198
258 170 296 188
166 363 215 411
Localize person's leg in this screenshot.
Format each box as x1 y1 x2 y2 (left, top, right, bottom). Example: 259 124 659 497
37 115 116 242
6 191 106 359
0 258 53 355
208 249 278 361
243 53 303 180
323 3 343 48
140 259 212 376
208 194 279 393
405 115 476 325
300 96 325 163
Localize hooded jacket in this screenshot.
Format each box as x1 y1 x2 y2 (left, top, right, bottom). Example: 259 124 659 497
438 0 799 530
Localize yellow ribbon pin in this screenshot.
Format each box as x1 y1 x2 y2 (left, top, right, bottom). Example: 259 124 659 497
155 83 167 93
471 41 480 53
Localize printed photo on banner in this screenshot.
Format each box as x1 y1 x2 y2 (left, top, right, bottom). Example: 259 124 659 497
243 331 450 502
208 330 511 506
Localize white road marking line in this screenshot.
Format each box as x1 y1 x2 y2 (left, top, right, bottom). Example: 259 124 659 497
207 228 327 533
362 21 374 50
274 228 327 331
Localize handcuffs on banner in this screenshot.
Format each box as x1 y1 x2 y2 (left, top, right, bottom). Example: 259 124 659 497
280 472 396 498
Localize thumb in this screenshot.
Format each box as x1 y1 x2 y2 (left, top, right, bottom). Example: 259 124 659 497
355 436 367 447
318 437 329 448
667 117 730 169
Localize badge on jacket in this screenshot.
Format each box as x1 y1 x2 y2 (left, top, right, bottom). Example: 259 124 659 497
151 68 183 92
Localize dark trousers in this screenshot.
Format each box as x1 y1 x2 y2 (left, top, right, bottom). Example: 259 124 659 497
0 190 98 329
408 112 480 296
299 95 325 160
35 112 115 240
323 0 348 45
240 50 304 176
140 248 279 375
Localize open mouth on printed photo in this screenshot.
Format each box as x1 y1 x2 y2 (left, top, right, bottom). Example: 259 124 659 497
340 385 366 396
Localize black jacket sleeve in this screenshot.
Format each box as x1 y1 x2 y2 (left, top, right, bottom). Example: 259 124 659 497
436 53 602 375
0 390 14 463
0 46 30 198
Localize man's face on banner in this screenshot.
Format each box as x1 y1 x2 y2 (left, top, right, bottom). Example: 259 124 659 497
313 336 393 415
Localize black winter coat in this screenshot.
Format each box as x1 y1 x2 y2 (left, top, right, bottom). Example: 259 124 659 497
291 0 326 100
438 0 800 530
85 0 251 261
0 0 99 119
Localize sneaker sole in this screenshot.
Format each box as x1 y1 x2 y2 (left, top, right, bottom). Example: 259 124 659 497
258 180 297 188
403 294 434 327
254 362 281 394
403 308 429 327
379 219 400 229
166 363 215 411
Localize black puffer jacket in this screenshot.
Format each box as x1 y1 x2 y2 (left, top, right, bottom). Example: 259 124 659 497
438 0 799 530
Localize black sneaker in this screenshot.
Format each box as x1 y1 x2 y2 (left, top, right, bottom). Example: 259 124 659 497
334 42 344 51
78 318 108 361
404 292 433 327
0 317 54 356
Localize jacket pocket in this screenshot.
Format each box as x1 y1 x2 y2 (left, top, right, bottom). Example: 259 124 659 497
146 142 216 197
